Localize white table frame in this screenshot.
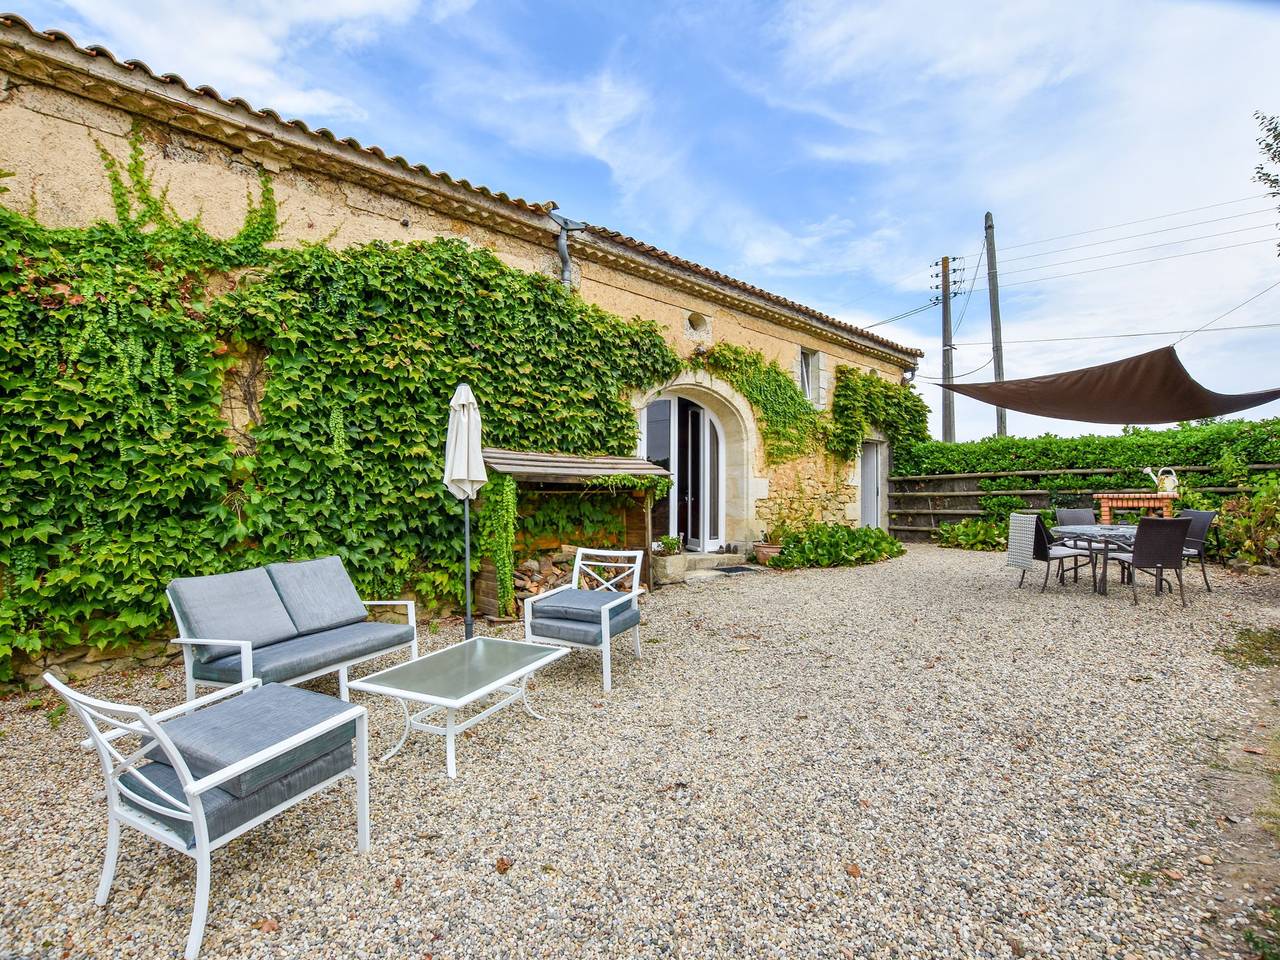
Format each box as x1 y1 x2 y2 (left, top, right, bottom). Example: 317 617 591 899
348 637 569 778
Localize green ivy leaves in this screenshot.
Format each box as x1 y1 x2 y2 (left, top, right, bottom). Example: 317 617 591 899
0 135 681 677
828 366 930 460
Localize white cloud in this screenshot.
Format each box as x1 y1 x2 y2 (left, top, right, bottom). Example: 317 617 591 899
738 0 1280 440
46 0 422 119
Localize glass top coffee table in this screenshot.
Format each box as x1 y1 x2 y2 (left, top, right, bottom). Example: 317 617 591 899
348 636 568 778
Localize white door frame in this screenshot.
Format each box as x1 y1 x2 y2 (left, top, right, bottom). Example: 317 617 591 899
638 395 726 552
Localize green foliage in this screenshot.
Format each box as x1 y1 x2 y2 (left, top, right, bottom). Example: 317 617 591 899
0 135 682 678
934 518 1008 551
691 343 926 466
654 534 681 556
582 472 673 500
978 494 1027 522
1217 473 1280 567
476 474 517 617
769 523 905 569
515 490 628 555
0 133 277 678
690 342 824 463
897 419 1280 489
827 365 930 459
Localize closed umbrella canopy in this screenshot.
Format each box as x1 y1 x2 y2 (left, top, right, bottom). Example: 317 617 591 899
444 384 487 640
941 346 1280 424
444 384 487 499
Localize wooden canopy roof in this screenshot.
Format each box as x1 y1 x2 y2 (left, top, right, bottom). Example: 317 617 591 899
481 447 668 485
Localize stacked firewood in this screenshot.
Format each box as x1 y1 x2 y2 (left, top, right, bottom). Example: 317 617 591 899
512 552 576 601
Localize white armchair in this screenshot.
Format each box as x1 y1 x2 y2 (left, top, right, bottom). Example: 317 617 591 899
523 548 645 692
45 673 370 960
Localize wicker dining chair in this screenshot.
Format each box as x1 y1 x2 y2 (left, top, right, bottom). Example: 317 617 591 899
1177 509 1217 593
1008 514 1094 592
1109 516 1194 606
1054 507 1098 549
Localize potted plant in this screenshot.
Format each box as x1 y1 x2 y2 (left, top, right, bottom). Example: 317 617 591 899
752 523 792 566
651 535 687 584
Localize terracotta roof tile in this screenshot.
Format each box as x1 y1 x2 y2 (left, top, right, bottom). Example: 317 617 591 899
583 225 923 357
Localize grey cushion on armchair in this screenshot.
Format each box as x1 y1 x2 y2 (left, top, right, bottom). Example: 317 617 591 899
153 683 356 798
530 606 641 647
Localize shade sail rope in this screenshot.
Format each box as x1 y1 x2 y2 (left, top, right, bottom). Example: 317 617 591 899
1171 278 1280 345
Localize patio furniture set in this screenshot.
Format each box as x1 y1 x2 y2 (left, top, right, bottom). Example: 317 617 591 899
1007 507 1216 606
45 547 645 959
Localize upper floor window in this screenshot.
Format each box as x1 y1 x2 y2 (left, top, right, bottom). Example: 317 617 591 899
799 348 817 402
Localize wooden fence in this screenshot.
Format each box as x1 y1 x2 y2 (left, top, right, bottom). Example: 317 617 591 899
888 463 1279 541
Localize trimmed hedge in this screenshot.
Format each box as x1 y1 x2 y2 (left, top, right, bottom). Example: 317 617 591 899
894 419 1280 487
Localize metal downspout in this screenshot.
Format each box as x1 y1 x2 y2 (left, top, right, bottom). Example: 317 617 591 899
548 211 586 289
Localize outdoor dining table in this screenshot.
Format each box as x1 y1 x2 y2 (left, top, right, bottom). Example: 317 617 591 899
1051 523 1138 595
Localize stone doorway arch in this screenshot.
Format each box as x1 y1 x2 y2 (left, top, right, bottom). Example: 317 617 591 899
635 369 765 547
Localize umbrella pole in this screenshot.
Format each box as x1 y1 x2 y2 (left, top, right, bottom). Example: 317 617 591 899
463 497 474 640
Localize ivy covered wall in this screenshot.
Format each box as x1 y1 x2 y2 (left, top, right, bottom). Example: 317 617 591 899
0 144 680 678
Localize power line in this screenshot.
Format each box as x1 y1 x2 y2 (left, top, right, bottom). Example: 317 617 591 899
918 354 994 382
998 224 1279 276
950 319 1280 348
865 301 936 329
997 208 1278 263
1173 278 1280 345
951 241 985 335
963 236 1279 294
997 192 1275 251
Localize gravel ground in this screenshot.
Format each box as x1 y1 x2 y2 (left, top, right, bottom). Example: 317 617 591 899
3 545 1280 960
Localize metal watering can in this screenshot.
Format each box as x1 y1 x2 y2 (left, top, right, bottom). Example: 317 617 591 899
1143 466 1179 495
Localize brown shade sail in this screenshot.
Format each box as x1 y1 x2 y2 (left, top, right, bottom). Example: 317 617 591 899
941 346 1280 424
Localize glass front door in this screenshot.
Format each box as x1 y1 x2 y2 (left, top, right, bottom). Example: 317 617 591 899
640 396 723 552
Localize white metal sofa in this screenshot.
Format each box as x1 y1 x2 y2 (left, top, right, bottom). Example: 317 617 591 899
44 672 369 960
524 548 644 692
168 556 417 702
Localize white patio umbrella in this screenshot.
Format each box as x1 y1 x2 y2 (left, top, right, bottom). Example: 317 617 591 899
443 383 487 639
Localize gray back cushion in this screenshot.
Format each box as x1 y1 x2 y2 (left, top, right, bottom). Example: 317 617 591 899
169 568 298 663
266 556 367 636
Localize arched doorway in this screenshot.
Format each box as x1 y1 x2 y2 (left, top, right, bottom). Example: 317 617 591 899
638 394 727 552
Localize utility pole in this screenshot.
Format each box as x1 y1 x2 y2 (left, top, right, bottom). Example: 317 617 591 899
984 212 1006 437
940 255 955 442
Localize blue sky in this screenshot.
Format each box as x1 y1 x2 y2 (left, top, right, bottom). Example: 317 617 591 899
18 0 1280 440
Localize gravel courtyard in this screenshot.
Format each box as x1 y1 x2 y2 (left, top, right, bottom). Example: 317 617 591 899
3 545 1280 959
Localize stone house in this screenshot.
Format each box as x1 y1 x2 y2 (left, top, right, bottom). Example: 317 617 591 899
0 14 922 554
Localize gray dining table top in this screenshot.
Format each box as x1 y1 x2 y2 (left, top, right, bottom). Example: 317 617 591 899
1051 523 1138 546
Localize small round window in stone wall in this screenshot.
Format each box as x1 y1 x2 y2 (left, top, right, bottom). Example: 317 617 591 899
686 311 711 337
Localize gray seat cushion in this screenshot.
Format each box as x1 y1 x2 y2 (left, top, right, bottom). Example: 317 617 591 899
121 744 353 849
193 620 413 685
169 568 298 664
155 684 356 798
533 588 638 625
266 556 368 636
530 605 641 647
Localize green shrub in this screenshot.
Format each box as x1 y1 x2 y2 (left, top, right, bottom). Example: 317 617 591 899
770 523 905 569
934 518 1008 551
978 494 1027 522
1217 474 1280 567
896 420 1280 487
